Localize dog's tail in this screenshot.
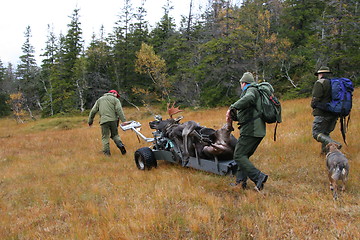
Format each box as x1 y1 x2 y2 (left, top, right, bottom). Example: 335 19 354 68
331 163 348 181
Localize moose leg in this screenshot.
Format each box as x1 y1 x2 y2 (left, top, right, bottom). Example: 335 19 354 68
182 121 199 160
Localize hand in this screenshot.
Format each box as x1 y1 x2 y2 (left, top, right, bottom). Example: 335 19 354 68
226 109 232 123
121 121 132 126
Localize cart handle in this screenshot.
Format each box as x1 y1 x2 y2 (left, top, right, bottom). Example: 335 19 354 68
120 121 154 142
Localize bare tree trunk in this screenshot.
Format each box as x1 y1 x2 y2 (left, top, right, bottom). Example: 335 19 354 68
76 79 85 113
186 0 193 40
41 78 54 116
36 99 43 111
281 61 297 88
26 104 36 120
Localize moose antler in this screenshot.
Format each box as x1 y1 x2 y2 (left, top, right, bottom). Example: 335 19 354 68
167 102 183 118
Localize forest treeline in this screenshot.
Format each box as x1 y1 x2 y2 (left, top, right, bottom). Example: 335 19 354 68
0 0 359 119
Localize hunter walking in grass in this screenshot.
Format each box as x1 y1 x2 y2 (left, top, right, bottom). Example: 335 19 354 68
88 90 127 156
226 72 268 191
311 66 341 154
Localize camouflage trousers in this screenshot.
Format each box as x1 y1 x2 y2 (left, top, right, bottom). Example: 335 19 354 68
101 121 124 154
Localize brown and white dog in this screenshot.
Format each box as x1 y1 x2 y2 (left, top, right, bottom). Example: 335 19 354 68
325 142 349 200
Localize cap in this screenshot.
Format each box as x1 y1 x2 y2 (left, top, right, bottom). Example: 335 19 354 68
108 90 120 98
239 72 255 83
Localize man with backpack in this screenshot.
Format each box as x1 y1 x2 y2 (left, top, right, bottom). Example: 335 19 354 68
88 90 127 156
311 66 342 154
226 72 268 191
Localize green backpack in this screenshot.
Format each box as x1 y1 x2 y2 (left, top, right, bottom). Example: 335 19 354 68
253 82 282 124
230 82 282 140
252 82 282 141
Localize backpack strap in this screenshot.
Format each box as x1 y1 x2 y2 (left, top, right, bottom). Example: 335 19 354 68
273 122 278 141
340 114 351 145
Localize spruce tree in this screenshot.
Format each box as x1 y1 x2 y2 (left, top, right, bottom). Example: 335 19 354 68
52 8 83 113
85 27 112 107
40 25 58 116
17 26 40 118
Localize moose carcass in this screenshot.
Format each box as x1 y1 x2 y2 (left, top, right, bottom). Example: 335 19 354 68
202 123 237 160
149 116 237 161
149 117 204 160
126 103 237 175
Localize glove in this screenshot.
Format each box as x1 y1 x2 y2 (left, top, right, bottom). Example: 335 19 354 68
229 108 238 121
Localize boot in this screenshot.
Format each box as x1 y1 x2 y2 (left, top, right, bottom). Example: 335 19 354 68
103 150 111 156
117 143 127 155
229 179 247 189
254 172 268 191
316 133 342 154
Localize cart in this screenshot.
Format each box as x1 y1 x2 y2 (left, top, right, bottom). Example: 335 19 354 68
121 120 237 176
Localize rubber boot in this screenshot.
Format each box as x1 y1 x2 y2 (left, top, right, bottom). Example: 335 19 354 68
103 150 111 156
316 133 342 154
231 170 248 189
254 172 268 191
116 142 127 155
229 178 248 189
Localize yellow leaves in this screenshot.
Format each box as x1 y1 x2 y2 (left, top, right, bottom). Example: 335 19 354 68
7 92 27 123
135 42 166 79
135 42 170 101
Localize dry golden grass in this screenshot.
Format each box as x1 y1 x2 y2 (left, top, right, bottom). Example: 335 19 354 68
0 93 359 239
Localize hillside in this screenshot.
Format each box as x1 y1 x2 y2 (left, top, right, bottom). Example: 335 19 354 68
0 93 359 239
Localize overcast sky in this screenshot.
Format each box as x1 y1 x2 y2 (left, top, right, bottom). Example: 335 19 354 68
0 0 209 66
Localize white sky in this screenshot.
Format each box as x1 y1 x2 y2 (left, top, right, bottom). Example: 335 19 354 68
0 0 208 66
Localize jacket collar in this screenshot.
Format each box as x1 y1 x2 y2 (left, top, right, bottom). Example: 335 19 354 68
243 83 251 91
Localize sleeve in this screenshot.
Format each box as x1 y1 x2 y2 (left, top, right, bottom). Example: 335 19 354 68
88 100 99 125
311 80 324 109
230 88 256 110
115 99 126 122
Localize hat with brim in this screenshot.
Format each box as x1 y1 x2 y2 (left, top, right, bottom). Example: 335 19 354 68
315 66 332 76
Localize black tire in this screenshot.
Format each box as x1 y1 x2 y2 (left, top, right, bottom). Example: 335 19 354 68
134 147 157 170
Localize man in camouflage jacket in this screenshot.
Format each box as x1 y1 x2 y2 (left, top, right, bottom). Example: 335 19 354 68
88 90 127 156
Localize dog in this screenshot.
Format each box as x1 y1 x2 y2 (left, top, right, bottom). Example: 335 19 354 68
325 142 349 200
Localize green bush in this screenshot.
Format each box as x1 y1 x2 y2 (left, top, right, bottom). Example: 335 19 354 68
0 93 11 117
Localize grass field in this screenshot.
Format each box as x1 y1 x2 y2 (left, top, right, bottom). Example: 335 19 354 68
0 93 359 239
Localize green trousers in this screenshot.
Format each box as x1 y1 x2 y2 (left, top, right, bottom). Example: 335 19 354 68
101 121 123 154
312 115 338 153
234 135 263 183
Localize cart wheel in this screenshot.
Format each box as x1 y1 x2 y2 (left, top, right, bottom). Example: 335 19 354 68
134 147 157 170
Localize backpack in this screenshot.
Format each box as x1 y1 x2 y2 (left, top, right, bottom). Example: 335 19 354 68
327 78 353 117
253 82 282 141
255 82 282 124
328 78 354 144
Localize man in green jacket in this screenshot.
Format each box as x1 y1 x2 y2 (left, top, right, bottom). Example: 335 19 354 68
226 72 268 191
311 66 341 154
88 90 127 156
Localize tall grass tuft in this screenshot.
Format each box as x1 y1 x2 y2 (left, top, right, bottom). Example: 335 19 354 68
0 93 359 239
